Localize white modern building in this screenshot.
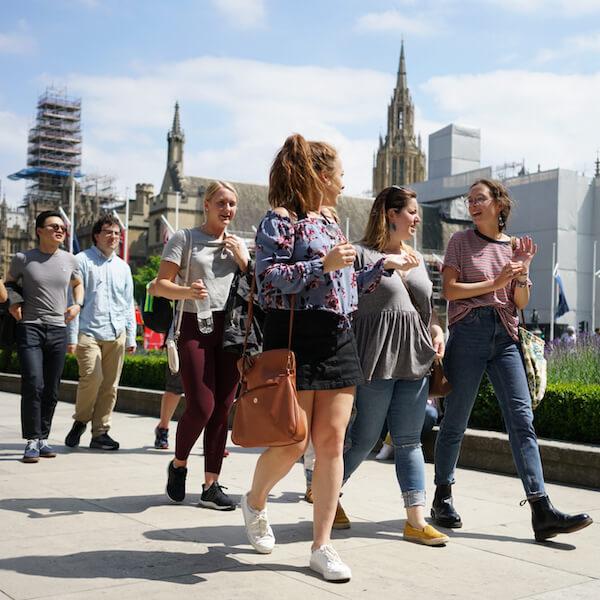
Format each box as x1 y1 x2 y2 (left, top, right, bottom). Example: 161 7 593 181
413 124 600 336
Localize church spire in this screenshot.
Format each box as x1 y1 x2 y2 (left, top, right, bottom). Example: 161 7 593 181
167 101 185 171
171 101 182 136
595 150 600 178
397 39 407 91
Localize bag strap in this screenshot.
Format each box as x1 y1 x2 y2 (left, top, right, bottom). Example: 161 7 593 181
174 229 193 341
241 272 295 359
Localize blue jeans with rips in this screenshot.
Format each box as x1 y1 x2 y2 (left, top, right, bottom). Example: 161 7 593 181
343 376 429 507
434 306 546 499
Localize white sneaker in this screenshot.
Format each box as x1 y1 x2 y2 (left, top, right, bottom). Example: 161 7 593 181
375 443 394 460
309 544 352 582
241 493 275 554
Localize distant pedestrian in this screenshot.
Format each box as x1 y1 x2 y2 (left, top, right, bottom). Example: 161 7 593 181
432 178 592 541
560 325 576 345
64 215 136 451
6 210 83 463
154 363 183 450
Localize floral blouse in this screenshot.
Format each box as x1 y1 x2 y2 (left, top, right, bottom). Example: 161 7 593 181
255 210 388 327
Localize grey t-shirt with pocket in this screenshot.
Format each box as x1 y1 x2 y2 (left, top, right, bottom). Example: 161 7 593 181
9 248 81 327
161 228 243 313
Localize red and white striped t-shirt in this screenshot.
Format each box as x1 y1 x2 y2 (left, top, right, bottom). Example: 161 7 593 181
443 228 519 339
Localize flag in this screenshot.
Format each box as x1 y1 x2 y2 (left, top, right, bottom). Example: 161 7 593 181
554 271 570 318
58 207 80 254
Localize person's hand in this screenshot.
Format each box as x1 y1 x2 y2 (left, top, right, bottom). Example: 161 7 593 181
223 234 250 268
187 279 208 300
9 303 22 321
323 243 356 273
512 236 537 271
66 344 77 354
494 261 524 290
431 325 445 358
64 304 81 323
384 252 420 272
126 345 136 354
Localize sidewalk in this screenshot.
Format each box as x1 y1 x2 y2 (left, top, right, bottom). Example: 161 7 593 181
0 390 598 600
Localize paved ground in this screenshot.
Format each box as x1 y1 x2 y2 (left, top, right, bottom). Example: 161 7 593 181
0 390 599 600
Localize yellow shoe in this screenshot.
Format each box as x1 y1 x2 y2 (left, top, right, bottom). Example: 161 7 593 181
305 487 313 504
403 523 449 546
332 501 351 530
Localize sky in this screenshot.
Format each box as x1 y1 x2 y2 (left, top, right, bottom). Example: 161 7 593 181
1 0 600 206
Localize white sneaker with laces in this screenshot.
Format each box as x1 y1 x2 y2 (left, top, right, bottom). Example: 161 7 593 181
309 544 352 582
241 493 275 554
375 442 394 460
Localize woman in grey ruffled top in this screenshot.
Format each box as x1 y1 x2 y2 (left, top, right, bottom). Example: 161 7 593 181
341 185 449 546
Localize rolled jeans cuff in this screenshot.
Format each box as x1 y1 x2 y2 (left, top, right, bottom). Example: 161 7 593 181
402 489 426 508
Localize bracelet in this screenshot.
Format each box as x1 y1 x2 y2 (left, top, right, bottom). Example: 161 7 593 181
515 279 529 288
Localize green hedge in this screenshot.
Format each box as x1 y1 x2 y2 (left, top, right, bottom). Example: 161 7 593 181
2 350 599 444
470 377 600 444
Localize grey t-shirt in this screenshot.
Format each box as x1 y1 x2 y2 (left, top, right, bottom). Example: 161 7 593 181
9 248 81 327
161 228 243 312
353 244 436 381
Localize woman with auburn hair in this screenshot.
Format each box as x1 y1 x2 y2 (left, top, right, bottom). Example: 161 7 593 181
432 178 592 541
241 134 408 582
154 180 249 510
340 185 449 546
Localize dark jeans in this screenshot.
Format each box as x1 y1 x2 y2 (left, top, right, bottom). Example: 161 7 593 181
16 323 67 440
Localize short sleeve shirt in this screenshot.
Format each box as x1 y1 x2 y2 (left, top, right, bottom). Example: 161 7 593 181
444 229 519 339
9 248 80 327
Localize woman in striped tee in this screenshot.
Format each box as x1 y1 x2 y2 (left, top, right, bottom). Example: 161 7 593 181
432 178 592 542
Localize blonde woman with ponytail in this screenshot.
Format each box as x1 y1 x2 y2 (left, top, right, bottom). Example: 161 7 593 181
241 134 407 582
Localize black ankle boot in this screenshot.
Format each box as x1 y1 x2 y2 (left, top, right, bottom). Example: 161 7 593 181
431 484 462 528
529 496 593 542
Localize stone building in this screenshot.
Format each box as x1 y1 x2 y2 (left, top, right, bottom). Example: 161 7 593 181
372 42 426 195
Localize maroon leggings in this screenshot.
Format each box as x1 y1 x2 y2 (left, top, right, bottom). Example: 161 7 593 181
175 311 239 474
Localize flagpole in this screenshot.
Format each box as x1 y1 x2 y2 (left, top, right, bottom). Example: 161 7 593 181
69 174 75 254
593 240 598 332
124 187 130 263
175 191 180 231
550 242 556 341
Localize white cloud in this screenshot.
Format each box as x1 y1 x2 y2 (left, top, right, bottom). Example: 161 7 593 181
483 0 600 16
0 110 28 205
0 30 35 55
421 69 600 175
535 32 600 63
32 57 395 200
355 10 435 36
211 0 266 29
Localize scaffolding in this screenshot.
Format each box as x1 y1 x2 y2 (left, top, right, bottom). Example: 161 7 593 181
9 87 82 209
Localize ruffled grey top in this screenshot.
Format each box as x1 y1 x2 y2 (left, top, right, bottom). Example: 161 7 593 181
353 244 436 381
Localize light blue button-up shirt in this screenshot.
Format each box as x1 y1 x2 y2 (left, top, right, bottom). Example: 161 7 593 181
68 245 137 347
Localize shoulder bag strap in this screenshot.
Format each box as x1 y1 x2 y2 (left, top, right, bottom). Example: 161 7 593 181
174 229 193 341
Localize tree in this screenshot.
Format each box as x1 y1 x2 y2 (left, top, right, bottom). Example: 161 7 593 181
132 255 162 304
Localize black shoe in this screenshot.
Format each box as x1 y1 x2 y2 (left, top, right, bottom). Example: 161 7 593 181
90 432 120 451
431 484 463 528
529 496 593 542
198 482 236 511
166 460 187 502
65 421 86 448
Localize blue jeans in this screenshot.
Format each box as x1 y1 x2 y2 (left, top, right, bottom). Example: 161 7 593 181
434 307 546 499
344 377 429 507
16 322 67 440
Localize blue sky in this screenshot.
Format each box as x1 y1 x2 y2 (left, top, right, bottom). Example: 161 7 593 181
1 0 600 205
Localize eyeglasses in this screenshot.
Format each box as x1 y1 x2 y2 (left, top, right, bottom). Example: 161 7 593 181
101 229 121 237
45 224 67 233
464 197 491 207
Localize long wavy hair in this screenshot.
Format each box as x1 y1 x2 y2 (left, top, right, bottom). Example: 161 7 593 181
362 185 417 253
268 134 336 215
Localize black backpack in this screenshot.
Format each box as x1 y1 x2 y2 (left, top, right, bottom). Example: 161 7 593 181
142 291 174 334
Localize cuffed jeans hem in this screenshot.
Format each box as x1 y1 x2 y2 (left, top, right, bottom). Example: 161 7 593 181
402 489 426 508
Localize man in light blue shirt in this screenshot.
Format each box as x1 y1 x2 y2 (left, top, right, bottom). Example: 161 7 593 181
65 215 136 451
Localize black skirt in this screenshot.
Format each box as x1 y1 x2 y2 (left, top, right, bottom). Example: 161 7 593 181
263 309 364 391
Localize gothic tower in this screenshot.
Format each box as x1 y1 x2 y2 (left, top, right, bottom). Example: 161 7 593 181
167 101 185 172
372 42 426 195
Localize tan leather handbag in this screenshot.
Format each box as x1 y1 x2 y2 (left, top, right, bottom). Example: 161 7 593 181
232 279 307 448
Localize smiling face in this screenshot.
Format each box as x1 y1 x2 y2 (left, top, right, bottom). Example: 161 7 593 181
95 223 121 256
322 156 345 206
204 186 238 232
387 195 420 241
37 216 67 248
467 183 501 228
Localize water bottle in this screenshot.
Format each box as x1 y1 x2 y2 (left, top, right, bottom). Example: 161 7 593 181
194 297 214 334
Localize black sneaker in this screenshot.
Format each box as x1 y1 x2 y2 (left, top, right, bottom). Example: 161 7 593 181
198 482 236 511
166 460 187 502
154 426 169 449
65 421 86 448
90 432 120 451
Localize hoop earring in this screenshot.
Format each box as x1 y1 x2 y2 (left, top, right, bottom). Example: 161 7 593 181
498 213 506 229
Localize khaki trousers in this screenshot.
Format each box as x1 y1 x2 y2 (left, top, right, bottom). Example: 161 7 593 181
74 332 126 436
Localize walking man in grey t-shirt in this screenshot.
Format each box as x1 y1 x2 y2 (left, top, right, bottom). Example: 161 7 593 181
6 210 83 463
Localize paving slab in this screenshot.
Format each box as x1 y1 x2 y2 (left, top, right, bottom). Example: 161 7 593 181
0 390 598 600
